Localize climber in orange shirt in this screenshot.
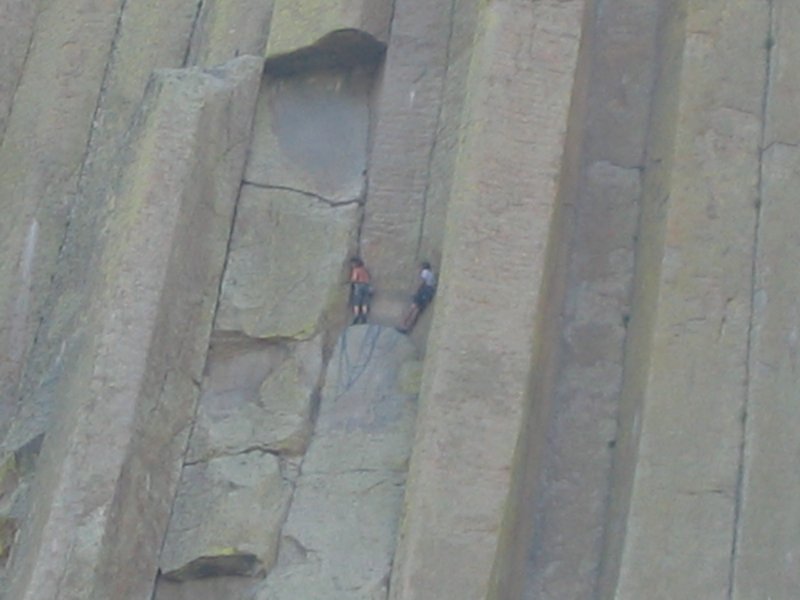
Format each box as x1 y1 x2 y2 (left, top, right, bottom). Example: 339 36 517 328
349 257 372 325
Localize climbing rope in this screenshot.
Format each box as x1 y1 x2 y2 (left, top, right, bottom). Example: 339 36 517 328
335 324 381 399
333 324 402 400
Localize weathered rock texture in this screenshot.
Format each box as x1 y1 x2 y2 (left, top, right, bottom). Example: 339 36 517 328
216 186 359 339
3 1 800 599
491 2 664 598
160 452 291 580
389 2 587 599
255 325 418 600
611 2 767 598
359 0 453 319
4 57 263 600
3 0 201 459
188 336 323 462
155 31 385 598
732 2 800 599
266 0 393 59
0 0 127 432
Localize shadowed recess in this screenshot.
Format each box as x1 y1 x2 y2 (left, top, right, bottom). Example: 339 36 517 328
264 29 386 76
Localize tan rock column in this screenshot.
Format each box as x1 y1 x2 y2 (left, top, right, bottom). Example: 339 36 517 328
187 0 276 66
0 0 40 143
733 2 800 598
5 0 203 454
613 2 769 598
4 57 263 600
359 0 453 320
0 0 126 436
389 1 587 599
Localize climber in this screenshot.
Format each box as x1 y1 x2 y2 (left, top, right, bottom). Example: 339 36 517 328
349 257 372 325
398 261 436 333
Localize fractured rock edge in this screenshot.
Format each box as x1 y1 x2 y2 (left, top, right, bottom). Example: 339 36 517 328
2 56 263 600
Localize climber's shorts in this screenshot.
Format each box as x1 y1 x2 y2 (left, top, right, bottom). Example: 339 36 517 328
351 282 371 306
413 285 435 309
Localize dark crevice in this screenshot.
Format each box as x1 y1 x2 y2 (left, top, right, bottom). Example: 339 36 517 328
264 29 386 77
730 1 774 598
241 180 362 207
0 0 45 146
182 0 205 68
14 0 131 443
415 0 457 263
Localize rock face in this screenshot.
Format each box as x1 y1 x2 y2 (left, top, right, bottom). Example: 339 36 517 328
160 452 291 580
3 1 800 600
254 325 418 600
388 2 587 599
266 0 393 58
216 187 359 339
3 57 263 600
358 0 453 315
188 336 323 462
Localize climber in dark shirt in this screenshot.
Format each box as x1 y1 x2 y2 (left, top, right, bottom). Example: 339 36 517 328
398 262 436 333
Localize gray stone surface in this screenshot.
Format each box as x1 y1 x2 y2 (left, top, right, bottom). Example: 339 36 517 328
4 0 200 459
154 576 261 600
255 325 418 600
3 58 262 600
508 2 664 597
245 68 372 202
389 2 586 599
613 2 768 598
216 185 359 339
187 0 275 67
0 0 38 144
733 3 800 598
188 335 323 461
0 0 126 441
159 452 291 580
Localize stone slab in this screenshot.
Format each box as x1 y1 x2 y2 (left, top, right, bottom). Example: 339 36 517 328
159 452 291 580
5 0 200 458
188 335 323 461
216 185 359 340
512 1 663 596
245 68 372 202
3 57 263 600
255 326 417 600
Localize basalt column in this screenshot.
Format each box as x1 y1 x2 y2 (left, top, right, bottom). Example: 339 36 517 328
359 0 454 324
390 1 589 599
612 1 769 598
3 58 262 600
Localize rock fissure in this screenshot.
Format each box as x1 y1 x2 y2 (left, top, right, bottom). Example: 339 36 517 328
730 1 775 599
415 0 457 263
183 446 282 467
182 0 205 67
0 2 42 146
241 180 362 207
